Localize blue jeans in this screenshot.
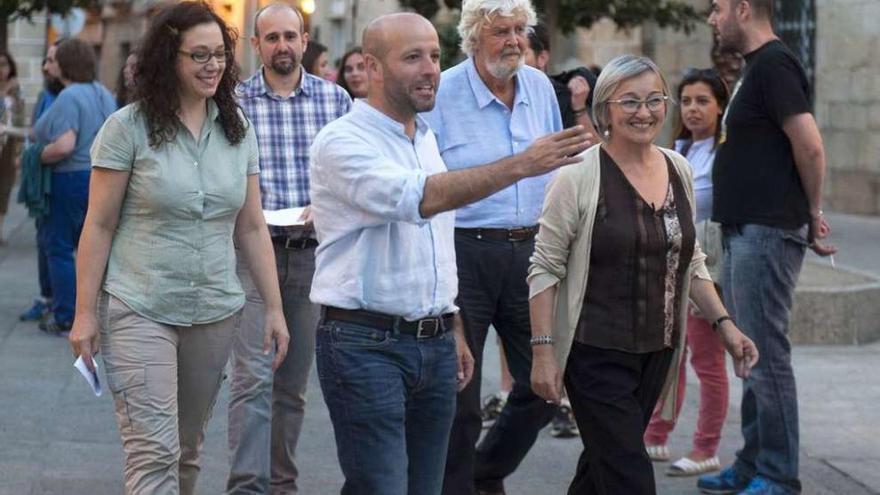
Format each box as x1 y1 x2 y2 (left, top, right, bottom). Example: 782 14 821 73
721 224 806 494
46 170 90 325
316 315 458 495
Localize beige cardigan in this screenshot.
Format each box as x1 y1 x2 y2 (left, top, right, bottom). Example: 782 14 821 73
528 144 712 421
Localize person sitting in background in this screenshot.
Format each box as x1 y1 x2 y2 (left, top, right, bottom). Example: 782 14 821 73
336 46 367 99
303 40 334 80
644 67 732 477
32 38 117 335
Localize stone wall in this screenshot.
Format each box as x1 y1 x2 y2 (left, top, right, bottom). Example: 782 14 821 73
309 0 400 66
8 15 49 119
815 0 880 215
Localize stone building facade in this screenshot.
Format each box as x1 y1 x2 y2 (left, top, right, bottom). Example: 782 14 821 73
814 0 880 215
7 14 50 116
5 0 877 214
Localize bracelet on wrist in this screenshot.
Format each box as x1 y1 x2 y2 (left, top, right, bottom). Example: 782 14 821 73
530 335 554 346
572 107 588 116
711 315 733 331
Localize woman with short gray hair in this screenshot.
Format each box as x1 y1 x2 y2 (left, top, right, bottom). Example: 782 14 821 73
527 55 758 494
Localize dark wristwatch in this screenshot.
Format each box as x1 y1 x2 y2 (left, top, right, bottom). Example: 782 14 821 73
711 315 733 331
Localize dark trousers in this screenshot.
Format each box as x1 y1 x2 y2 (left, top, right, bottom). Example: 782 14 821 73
36 218 52 300
564 342 674 495
442 232 557 495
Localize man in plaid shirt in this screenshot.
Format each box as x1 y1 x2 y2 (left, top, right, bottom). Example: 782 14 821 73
227 4 351 494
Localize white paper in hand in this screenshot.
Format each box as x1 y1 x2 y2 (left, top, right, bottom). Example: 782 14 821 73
74 356 102 396
263 207 307 227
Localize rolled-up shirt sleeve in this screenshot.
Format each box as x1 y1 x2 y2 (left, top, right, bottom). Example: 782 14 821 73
312 131 428 225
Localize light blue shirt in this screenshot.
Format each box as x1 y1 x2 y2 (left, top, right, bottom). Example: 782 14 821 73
423 58 563 228
34 82 117 173
309 100 458 320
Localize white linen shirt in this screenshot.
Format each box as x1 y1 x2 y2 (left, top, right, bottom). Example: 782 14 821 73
309 100 458 320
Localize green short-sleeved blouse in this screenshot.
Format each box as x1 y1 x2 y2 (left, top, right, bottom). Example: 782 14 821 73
90 100 260 326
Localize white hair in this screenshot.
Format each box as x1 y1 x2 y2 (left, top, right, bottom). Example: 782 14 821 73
457 0 538 57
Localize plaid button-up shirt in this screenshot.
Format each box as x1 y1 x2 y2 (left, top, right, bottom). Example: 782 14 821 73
237 69 351 234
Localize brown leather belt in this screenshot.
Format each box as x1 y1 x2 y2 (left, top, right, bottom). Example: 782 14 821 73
455 226 538 242
272 236 318 249
323 307 454 339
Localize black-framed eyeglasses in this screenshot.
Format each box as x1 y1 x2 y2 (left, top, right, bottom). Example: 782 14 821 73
608 95 668 113
179 49 229 64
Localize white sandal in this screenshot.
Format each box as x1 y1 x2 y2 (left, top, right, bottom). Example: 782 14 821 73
645 444 670 462
665 456 721 477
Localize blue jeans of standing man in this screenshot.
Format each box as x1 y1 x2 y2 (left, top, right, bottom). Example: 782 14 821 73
721 224 807 494
316 315 458 495
46 170 90 325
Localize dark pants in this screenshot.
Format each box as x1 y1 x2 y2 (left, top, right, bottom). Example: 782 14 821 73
564 342 674 495
723 224 806 494
46 170 89 325
36 218 52 300
316 315 458 495
442 232 556 495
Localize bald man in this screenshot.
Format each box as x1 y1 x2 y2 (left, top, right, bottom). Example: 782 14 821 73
308 13 590 495
228 4 351 494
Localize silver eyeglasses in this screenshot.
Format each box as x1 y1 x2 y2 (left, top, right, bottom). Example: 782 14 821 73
608 95 669 113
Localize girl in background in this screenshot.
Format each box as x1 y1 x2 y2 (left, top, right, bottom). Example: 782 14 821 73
644 67 732 477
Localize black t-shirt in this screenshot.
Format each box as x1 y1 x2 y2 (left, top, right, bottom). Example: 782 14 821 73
551 67 598 129
712 40 812 229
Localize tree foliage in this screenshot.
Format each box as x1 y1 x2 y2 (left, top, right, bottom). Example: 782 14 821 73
0 0 96 21
537 0 703 34
0 0 98 50
398 0 441 20
402 0 703 34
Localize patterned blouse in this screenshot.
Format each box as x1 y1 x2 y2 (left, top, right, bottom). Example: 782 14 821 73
575 148 696 353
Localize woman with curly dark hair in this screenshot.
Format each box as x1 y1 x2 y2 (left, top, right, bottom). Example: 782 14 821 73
69 2 289 493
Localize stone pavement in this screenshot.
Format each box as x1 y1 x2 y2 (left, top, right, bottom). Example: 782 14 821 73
1 198 878 494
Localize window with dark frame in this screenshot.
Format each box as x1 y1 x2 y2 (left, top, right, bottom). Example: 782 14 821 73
774 0 816 99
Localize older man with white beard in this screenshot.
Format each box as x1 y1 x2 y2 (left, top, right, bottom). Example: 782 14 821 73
423 1 593 493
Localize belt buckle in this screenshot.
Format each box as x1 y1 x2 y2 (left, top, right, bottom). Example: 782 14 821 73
416 318 439 339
